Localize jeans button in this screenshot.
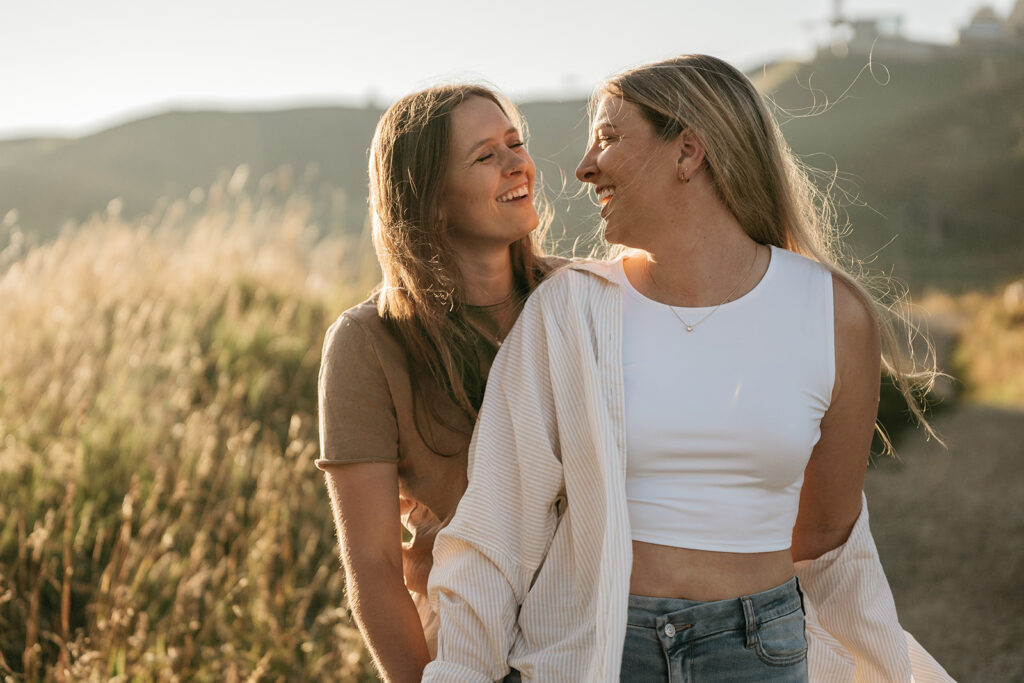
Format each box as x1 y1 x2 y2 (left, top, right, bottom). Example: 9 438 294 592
664 623 676 637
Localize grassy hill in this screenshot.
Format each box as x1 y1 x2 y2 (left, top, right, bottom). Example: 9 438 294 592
0 107 384 242
1 51 1021 292
757 52 1024 291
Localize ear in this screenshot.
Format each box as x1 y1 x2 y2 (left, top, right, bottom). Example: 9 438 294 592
675 128 706 183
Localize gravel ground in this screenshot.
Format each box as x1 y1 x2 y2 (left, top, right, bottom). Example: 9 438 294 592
865 403 1024 682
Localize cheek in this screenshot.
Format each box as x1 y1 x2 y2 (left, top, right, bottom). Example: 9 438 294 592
444 181 487 215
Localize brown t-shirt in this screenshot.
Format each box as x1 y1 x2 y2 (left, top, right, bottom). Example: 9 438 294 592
315 295 513 597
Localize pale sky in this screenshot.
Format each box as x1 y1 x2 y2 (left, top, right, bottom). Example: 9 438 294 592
0 0 1014 139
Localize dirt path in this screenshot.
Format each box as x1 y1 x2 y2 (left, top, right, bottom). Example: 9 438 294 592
865 403 1024 681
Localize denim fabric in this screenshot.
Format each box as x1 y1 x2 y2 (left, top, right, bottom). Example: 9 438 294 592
620 576 808 682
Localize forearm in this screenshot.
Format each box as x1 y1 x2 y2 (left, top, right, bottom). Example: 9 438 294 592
346 562 431 683
791 517 857 563
794 495 914 682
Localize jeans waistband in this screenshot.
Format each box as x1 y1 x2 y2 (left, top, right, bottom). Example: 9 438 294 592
626 576 803 642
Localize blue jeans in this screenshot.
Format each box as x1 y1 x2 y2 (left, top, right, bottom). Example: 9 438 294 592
620 576 808 682
504 577 806 682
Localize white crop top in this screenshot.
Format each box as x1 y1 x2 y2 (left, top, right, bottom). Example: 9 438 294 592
614 246 835 553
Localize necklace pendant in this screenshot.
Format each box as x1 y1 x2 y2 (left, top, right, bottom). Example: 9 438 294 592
686 325 694 332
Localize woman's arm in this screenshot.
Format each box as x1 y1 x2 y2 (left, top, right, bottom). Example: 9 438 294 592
317 313 430 681
792 274 880 562
792 275 924 681
323 461 431 682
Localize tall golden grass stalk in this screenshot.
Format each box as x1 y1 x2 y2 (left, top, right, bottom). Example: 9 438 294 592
0 179 380 681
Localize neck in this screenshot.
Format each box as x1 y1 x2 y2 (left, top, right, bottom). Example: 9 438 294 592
455 244 517 307
625 192 763 307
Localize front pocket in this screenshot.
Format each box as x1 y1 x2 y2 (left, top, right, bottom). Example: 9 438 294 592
624 623 663 647
751 609 808 667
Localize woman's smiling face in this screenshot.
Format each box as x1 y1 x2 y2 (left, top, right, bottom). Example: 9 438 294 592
575 96 680 248
441 96 538 256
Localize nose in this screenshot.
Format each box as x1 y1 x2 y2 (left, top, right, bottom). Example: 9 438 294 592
576 147 597 183
503 146 529 176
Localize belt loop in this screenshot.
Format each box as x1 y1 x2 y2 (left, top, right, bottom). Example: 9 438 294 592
741 596 758 649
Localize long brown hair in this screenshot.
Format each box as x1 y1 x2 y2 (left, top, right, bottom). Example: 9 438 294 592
369 85 552 445
598 54 938 449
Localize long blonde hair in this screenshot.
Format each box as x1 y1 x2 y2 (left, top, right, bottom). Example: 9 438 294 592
598 54 937 448
369 85 552 443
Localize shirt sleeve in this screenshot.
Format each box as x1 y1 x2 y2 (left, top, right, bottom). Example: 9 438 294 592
423 296 565 682
796 494 954 682
315 313 400 468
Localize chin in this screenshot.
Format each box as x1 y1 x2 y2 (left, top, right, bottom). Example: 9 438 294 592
603 222 624 246
517 213 541 237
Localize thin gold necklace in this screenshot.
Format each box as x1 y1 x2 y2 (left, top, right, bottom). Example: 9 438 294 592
463 313 505 348
645 244 760 333
464 293 523 347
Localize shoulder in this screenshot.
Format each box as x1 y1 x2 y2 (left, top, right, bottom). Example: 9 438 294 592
319 295 402 406
772 246 832 282
535 254 572 274
515 260 616 324
333 295 384 332
830 274 879 348
535 258 617 298
322 295 392 365
829 273 881 400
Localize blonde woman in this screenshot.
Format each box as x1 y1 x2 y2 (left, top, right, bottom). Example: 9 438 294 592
315 85 560 682
424 55 951 682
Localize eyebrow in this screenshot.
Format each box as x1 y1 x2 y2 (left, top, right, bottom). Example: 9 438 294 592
465 127 521 159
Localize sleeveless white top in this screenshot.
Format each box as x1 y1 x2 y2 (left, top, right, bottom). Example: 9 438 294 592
614 246 835 552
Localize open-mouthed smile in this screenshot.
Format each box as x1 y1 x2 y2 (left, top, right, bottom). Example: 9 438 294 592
497 183 530 202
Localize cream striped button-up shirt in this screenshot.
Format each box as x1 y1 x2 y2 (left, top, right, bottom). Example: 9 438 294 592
423 260 952 683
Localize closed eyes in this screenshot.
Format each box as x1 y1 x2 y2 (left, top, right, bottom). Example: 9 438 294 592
475 140 525 163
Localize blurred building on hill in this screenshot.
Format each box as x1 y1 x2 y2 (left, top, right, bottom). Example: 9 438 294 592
817 0 947 61
819 0 1024 61
958 1 1024 53
960 6 1011 43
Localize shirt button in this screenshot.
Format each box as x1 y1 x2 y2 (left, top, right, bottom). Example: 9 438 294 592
664 623 676 637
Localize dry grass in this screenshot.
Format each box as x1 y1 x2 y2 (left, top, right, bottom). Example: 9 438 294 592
922 281 1024 407
0 176 380 681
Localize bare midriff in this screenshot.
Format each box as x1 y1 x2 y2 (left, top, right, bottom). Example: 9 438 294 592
629 541 794 602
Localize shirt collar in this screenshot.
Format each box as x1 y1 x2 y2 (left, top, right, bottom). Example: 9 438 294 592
567 257 625 285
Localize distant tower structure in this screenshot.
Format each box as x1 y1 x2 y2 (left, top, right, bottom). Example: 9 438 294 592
820 0 944 61
1010 0 1024 38
831 0 845 27
826 0 853 56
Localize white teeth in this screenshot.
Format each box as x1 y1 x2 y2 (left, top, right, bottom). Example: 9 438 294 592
597 186 615 204
497 184 529 202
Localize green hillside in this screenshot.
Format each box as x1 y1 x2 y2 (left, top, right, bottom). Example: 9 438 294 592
758 52 1024 291
1 51 1021 292
0 107 384 241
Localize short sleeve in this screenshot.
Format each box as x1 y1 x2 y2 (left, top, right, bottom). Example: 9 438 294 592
315 313 400 467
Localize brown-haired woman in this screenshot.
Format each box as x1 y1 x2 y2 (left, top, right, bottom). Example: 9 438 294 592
424 55 951 681
315 85 559 682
